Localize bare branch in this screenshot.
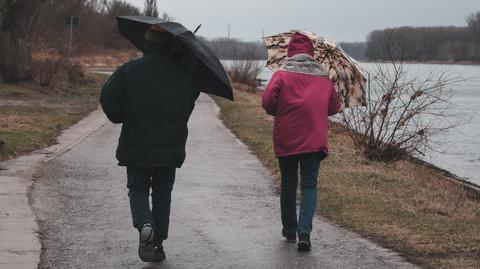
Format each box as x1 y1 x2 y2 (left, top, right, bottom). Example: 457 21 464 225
341 50 466 162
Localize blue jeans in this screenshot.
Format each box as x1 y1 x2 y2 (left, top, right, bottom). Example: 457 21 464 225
127 167 176 242
278 152 324 235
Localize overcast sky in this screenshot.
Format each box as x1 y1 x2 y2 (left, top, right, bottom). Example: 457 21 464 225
127 0 479 42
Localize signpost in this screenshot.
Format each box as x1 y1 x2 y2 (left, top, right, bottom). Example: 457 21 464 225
66 16 79 61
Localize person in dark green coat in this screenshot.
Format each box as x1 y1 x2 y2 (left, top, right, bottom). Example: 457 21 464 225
100 26 200 262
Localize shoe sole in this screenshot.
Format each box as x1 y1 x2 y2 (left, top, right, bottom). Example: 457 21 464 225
140 226 154 243
139 226 154 262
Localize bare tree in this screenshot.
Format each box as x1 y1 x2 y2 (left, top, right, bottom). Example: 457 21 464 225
160 12 174 22
0 0 45 83
341 58 462 162
466 11 480 60
144 0 158 17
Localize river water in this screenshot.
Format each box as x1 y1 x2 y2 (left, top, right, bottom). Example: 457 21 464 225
224 61 480 186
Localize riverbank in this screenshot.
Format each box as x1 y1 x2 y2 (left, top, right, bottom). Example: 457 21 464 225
360 60 480 66
223 58 480 66
250 60 480 186
0 74 105 163
213 84 480 269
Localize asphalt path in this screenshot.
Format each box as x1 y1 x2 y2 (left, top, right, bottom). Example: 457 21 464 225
31 95 418 269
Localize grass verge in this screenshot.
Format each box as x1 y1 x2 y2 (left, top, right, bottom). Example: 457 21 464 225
213 84 480 269
0 74 106 162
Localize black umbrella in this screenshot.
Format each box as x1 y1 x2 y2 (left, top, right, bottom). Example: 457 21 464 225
116 16 234 101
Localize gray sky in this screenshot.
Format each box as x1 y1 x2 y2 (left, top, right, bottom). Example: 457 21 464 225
127 0 480 42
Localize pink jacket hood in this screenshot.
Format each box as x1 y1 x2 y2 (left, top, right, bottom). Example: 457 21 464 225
287 32 314 58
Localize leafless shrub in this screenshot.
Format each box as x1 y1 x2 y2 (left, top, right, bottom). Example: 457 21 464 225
63 62 86 84
144 0 158 17
341 60 464 162
32 59 63 87
32 50 85 87
31 48 63 87
227 60 262 88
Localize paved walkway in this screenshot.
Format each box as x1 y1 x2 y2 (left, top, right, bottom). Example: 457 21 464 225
9 95 418 268
0 109 107 269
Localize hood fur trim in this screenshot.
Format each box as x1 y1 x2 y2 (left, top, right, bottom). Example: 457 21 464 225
280 54 328 76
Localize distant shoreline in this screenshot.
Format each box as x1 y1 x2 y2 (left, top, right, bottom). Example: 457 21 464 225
221 58 480 66
359 60 480 66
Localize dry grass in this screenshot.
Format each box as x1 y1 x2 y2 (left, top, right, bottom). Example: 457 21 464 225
213 87 480 269
0 74 106 162
74 50 140 71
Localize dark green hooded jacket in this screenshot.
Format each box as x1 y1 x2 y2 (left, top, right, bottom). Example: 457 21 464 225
100 41 200 168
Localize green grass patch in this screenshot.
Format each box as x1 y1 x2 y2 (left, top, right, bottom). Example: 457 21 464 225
213 85 480 269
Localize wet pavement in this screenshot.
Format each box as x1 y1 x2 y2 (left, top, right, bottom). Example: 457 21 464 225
30 95 418 269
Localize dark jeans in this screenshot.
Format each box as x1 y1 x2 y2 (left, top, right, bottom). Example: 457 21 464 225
278 152 324 235
127 166 176 242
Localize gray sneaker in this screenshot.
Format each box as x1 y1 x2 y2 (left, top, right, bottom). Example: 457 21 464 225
138 223 154 262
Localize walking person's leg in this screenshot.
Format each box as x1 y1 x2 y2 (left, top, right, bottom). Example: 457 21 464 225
151 167 176 242
278 156 299 242
297 152 322 251
127 167 154 231
126 166 155 261
150 167 176 261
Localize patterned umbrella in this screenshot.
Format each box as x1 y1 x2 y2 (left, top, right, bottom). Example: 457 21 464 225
264 30 367 110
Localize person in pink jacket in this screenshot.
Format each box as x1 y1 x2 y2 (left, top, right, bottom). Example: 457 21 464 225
262 32 340 251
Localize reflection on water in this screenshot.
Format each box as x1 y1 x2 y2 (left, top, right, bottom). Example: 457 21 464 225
223 61 480 186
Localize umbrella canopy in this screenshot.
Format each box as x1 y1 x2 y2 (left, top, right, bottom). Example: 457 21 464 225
116 16 233 100
264 30 366 110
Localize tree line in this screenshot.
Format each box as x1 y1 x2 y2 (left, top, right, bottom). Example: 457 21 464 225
200 37 266 60
339 42 367 61
364 11 480 62
2 1 477 84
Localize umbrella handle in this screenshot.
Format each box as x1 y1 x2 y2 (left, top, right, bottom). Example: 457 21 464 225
194 24 202 34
